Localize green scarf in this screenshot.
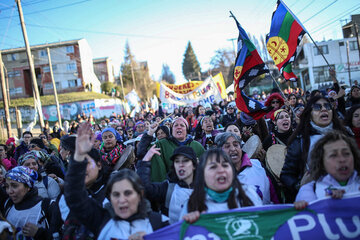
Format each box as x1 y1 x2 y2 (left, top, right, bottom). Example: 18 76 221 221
205 187 233 203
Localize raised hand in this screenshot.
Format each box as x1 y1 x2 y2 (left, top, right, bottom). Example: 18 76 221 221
74 122 95 162
142 145 161 162
148 122 159 136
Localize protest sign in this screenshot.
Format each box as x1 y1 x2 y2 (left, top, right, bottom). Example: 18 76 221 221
145 194 360 240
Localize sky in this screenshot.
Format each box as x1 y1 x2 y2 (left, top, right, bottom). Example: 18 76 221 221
1 0 360 84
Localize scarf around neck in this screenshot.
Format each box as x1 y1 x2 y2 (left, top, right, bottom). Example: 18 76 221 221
205 187 233 203
310 121 333 135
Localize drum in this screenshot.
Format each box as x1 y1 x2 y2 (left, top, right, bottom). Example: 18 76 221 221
265 144 286 181
114 145 135 171
242 135 262 159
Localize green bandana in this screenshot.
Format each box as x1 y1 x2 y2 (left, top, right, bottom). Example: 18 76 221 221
205 187 233 203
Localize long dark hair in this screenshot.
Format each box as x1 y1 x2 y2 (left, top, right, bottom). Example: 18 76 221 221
187 148 253 213
288 96 346 169
345 104 360 128
309 131 360 181
105 169 147 218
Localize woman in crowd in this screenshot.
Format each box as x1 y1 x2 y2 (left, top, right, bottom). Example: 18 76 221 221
262 109 293 151
288 93 298 108
195 116 219 150
215 132 276 204
345 104 360 148
137 145 197 223
236 112 269 143
181 148 262 223
264 92 284 120
3 166 61 239
59 146 109 239
64 123 168 239
280 95 347 202
195 105 206 122
100 127 125 168
345 85 360 108
138 117 204 182
224 123 242 138
295 131 360 208
0 144 16 171
18 151 61 200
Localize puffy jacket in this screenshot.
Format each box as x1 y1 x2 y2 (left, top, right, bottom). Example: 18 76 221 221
64 158 168 239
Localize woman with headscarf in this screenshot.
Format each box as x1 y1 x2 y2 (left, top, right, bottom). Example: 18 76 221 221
99 128 125 169
18 151 61 200
3 166 61 239
264 92 285 120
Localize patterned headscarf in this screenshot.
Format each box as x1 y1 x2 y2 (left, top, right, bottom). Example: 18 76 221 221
18 151 39 166
5 166 38 188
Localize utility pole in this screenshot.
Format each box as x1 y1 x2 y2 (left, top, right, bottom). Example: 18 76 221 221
3 67 10 105
354 23 360 61
346 41 352 86
228 38 237 56
16 0 44 128
130 62 136 90
119 70 126 100
0 52 12 138
47 47 62 126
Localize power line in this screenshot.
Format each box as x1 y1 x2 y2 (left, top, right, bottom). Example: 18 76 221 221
303 0 338 23
311 5 360 34
0 0 52 11
297 0 315 15
0 0 91 19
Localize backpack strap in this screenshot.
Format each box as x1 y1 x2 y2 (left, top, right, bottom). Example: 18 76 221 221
148 212 164 231
4 199 13 217
165 183 175 209
43 175 48 189
39 198 52 228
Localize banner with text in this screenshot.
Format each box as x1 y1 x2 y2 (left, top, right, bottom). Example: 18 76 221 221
145 194 360 240
159 77 222 113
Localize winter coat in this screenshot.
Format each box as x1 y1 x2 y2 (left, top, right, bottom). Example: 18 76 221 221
3 188 61 240
137 160 193 223
295 171 360 202
35 173 61 200
221 114 237 127
136 132 155 160
64 159 168 239
149 135 204 182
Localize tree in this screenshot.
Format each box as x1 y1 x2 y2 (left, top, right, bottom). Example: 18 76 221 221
101 82 114 94
160 64 175 84
210 48 236 87
182 41 201 81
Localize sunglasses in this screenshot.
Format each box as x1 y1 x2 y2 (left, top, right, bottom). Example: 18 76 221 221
313 103 332 111
271 101 280 104
29 144 38 148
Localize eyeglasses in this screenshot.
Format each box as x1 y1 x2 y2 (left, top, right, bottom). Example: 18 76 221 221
271 101 280 104
312 103 332 111
29 144 38 149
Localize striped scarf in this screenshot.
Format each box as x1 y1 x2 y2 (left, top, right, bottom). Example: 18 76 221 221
100 143 124 166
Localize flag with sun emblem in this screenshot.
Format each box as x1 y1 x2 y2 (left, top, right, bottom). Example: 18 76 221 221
232 14 270 120
267 0 306 81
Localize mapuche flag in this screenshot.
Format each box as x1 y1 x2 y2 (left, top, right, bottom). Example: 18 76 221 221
232 14 270 120
266 0 306 81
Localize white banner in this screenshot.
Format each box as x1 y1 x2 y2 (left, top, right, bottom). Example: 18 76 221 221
159 78 222 113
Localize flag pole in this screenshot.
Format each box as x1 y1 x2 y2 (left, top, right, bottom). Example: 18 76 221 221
306 34 332 69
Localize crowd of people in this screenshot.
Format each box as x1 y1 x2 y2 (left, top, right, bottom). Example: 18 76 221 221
0 76 359 239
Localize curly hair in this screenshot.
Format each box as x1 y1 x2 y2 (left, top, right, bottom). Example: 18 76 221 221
309 130 360 181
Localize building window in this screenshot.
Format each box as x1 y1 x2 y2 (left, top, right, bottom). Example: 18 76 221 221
66 46 74 53
313 65 334 84
39 50 47 57
68 79 78 88
66 63 77 71
7 70 21 78
314 45 329 55
7 53 18 61
339 42 344 47
349 41 358 51
43 65 57 73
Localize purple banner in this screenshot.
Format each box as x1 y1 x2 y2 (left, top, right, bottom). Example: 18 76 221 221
145 194 360 240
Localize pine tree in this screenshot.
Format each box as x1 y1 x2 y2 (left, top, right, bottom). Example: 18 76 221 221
182 41 201 80
160 64 175 84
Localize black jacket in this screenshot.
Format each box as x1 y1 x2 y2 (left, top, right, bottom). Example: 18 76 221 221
14 141 29 162
136 132 154 160
64 158 168 238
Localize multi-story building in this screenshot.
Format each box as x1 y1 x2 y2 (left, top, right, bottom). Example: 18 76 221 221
1 38 101 100
93 57 115 84
294 37 360 91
